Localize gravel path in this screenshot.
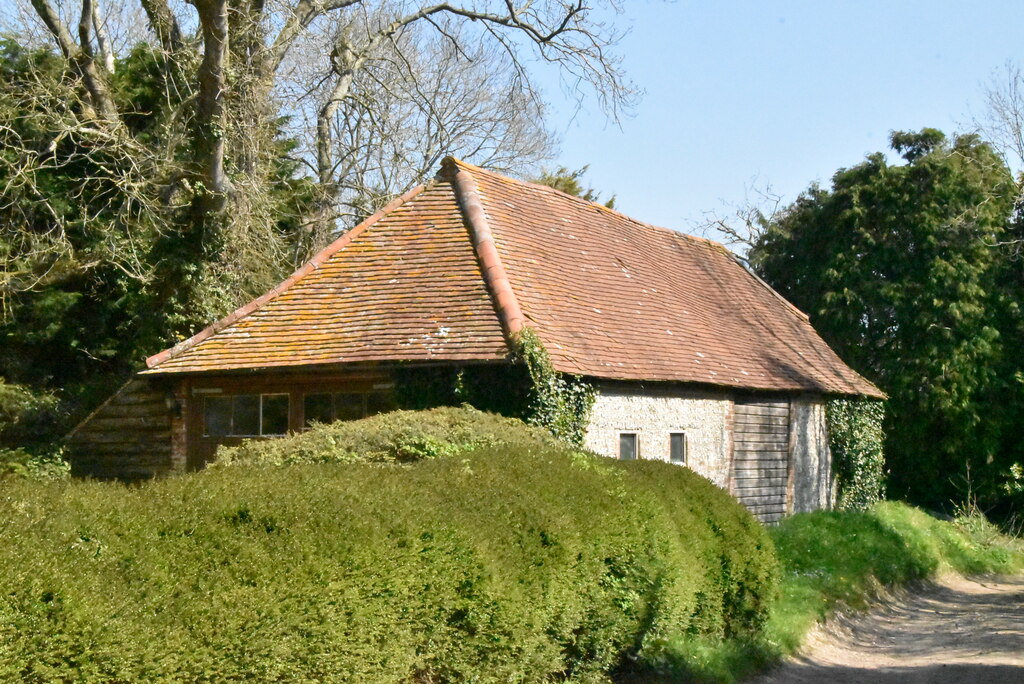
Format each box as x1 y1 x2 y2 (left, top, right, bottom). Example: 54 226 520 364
752 574 1024 683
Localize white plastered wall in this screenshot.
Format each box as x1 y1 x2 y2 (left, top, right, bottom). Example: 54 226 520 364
583 383 732 488
789 398 834 512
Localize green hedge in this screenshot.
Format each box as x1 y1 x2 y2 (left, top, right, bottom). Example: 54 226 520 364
0 417 778 682
213 405 561 467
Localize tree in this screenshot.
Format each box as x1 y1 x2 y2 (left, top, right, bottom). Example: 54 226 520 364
975 62 1024 262
3 0 633 322
751 129 1018 508
0 1 635 435
533 164 615 208
695 177 782 264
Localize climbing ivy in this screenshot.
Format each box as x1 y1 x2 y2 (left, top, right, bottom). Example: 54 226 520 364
512 328 595 447
826 399 886 511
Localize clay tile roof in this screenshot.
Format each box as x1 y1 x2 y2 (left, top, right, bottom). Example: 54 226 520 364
143 179 510 374
144 157 882 398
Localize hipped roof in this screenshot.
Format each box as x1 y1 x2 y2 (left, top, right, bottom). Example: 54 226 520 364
144 158 882 398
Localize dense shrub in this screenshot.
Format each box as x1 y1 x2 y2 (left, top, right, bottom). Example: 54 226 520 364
0 429 777 682
0 379 69 480
0 447 70 480
213 405 561 467
0 379 60 449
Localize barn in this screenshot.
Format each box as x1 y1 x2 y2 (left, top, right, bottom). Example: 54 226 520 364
68 157 882 523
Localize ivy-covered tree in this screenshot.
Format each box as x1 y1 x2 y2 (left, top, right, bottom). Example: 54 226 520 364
0 1 635 443
751 129 1018 507
0 39 316 421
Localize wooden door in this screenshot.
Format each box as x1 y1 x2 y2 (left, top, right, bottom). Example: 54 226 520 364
731 398 791 524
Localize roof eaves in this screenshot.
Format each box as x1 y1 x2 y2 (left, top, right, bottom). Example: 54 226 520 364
445 157 526 342
724 255 886 399
143 184 429 372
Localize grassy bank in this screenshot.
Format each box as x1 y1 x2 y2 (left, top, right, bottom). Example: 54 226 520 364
628 501 1023 683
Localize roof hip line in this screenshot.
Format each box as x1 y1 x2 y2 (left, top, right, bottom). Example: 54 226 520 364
448 158 527 341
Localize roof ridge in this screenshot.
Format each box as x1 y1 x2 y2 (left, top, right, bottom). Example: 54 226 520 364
443 156 733 254
445 159 527 342
144 184 429 370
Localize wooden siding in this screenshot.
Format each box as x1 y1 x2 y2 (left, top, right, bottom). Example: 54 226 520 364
731 399 791 524
66 378 174 479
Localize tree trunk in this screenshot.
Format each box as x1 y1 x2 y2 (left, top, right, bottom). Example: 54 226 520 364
192 0 231 215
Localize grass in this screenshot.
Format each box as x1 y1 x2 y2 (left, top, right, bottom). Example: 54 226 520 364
765 501 1023 657
618 499 1019 679
631 501 1024 683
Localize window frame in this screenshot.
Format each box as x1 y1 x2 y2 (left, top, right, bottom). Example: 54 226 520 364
203 393 290 437
618 432 638 461
301 390 395 429
669 431 687 465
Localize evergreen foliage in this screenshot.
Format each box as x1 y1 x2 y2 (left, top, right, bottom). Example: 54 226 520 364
826 399 886 511
213 406 561 467
0 419 777 682
0 39 312 436
752 129 1021 508
533 164 617 208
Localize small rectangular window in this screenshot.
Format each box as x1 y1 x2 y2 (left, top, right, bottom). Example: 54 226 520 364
303 391 394 428
670 432 687 465
233 395 260 436
333 393 365 422
303 393 333 426
204 394 290 437
619 433 637 460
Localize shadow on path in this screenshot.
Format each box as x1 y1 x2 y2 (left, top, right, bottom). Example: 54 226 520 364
753 575 1024 684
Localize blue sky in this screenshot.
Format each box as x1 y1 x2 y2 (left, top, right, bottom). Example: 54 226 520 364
541 0 1024 234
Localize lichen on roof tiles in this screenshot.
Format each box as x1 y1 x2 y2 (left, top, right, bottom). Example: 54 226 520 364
144 157 881 398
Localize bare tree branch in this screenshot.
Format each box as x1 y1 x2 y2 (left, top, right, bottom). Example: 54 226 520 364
189 0 232 208
90 0 116 73
138 0 183 52
29 0 119 122
696 178 783 263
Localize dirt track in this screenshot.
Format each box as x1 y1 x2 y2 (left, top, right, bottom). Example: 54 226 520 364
753 574 1024 683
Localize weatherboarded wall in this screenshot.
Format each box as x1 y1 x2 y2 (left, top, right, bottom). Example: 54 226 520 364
66 378 175 480
583 383 732 488
790 398 833 513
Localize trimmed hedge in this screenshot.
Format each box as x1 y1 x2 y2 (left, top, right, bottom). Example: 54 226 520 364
213 405 561 467
0 416 778 682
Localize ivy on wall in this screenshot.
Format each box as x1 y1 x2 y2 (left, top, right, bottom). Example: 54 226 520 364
393 328 595 447
827 398 886 510
512 328 595 447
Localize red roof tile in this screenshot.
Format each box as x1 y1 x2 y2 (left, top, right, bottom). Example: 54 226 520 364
460 159 881 396
144 158 881 398
143 179 509 374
